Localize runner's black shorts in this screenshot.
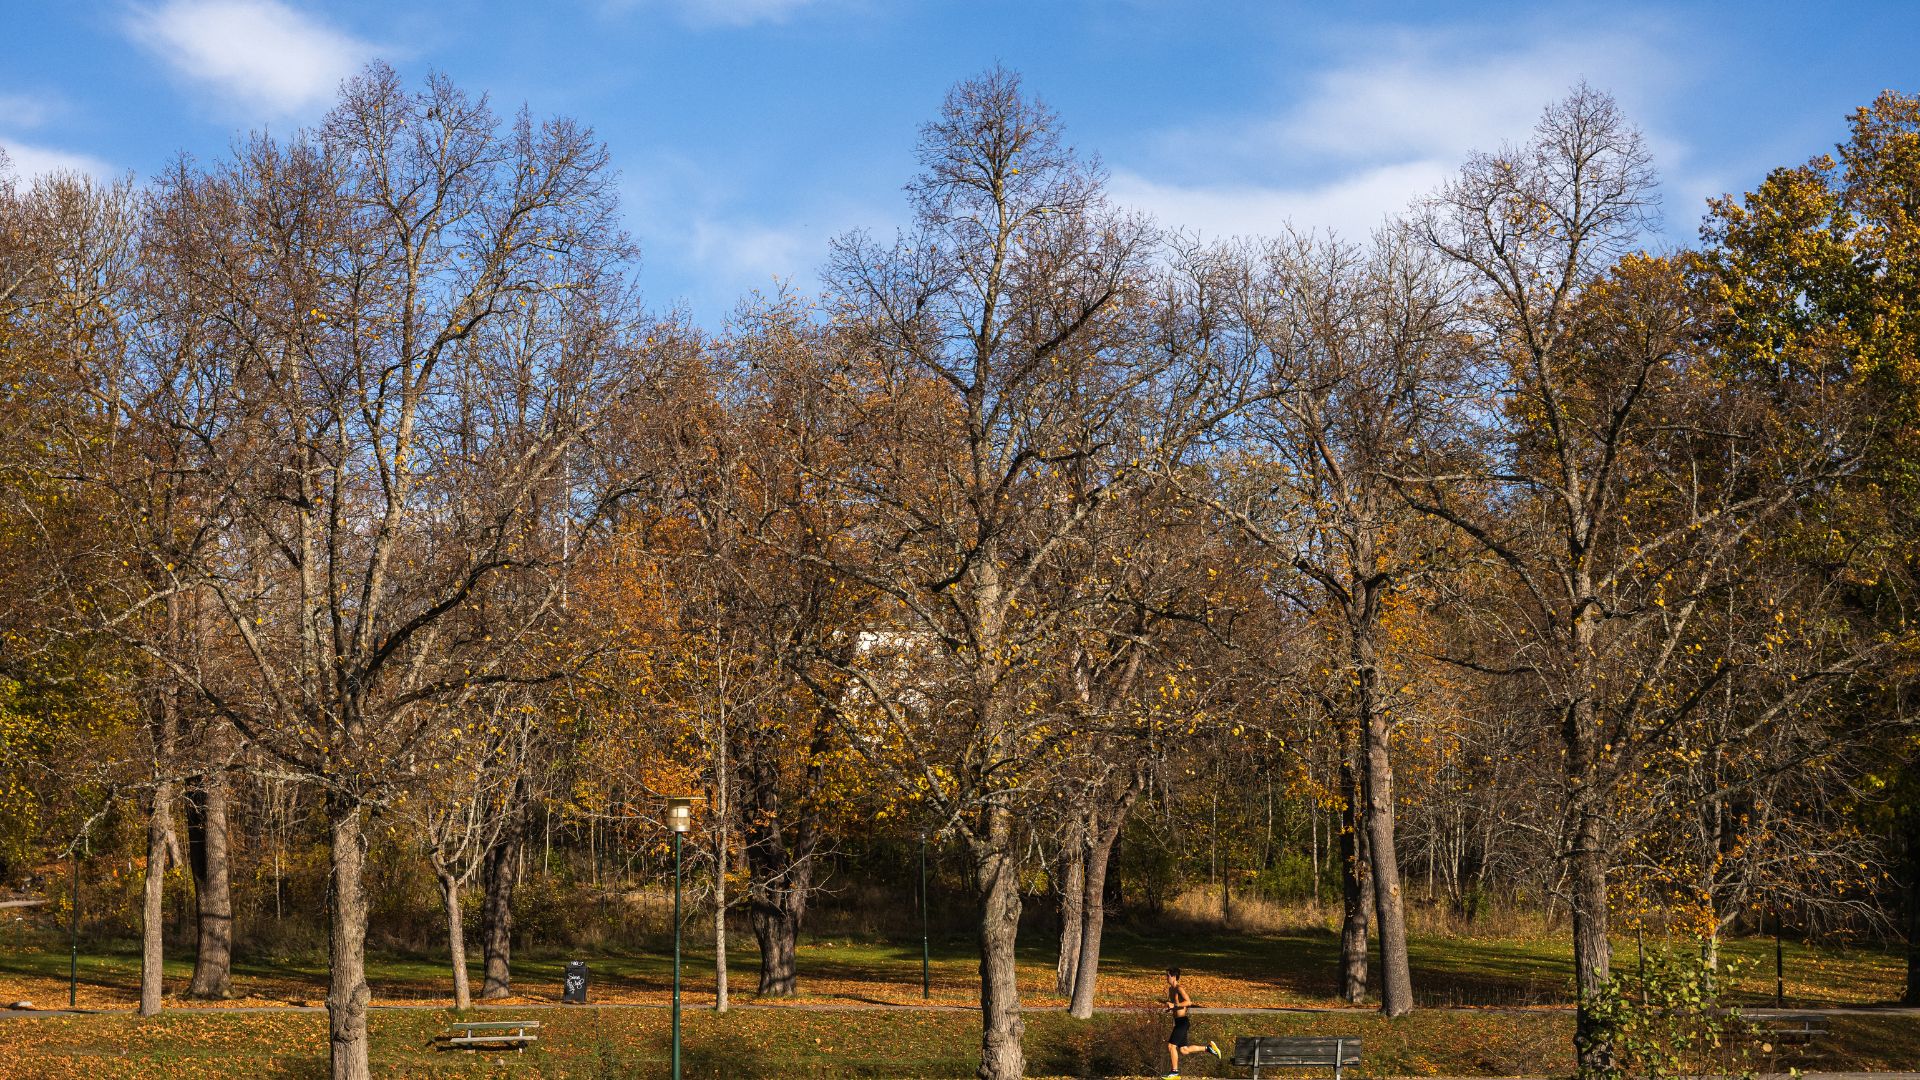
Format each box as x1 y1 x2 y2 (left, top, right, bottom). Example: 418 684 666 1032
1167 1015 1190 1046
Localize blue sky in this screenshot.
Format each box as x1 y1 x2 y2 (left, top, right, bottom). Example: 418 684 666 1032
4 1 1917 323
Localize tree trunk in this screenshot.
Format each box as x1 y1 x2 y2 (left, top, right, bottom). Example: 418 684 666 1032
1904 803 1920 1006
1339 758 1369 1005
185 771 233 999
1221 814 1233 923
1359 666 1413 1016
1457 829 1487 925
327 799 372 1080
440 873 471 1011
139 779 176 1016
1570 803 1612 1077
714 825 729 1013
1564 599 1613 1079
744 779 812 997
479 827 519 999
1067 817 1123 1019
975 832 1025 1080
713 702 731 1013
1329 553 1411 1019
1054 834 1085 998
1311 786 1322 909
1906 845 1920 1005
750 895 802 996
743 723 818 997
1067 777 1142 1020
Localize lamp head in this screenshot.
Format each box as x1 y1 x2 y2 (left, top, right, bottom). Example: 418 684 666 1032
668 797 692 833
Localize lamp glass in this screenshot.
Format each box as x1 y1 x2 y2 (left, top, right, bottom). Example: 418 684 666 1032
669 799 691 833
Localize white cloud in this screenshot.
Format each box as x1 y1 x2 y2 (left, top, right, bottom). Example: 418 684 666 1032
654 208 847 318
0 139 118 183
1114 27 1690 243
1274 30 1663 165
687 216 815 284
1110 160 1455 243
0 94 61 131
616 147 877 317
125 0 378 116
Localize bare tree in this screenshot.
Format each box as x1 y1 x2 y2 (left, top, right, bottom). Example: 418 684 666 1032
101 65 642 1078
1408 85 1881 1072
1049 478 1248 1019
1194 229 1467 1015
0 168 189 1013
817 68 1158 1079
398 692 535 1010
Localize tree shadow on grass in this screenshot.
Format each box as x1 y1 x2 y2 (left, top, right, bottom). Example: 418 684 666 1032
1094 923 1577 1008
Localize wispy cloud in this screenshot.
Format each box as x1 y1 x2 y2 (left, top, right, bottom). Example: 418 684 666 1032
0 139 118 183
1110 160 1456 244
618 151 872 319
1273 29 1663 165
1114 26 1688 242
0 93 64 131
0 91 112 182
686 216 816 287
124 0 379 116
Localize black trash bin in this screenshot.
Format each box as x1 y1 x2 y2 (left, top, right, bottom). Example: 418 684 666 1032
562 960 588 1004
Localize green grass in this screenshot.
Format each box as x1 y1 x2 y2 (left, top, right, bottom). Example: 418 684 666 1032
4 1004 1918 1078
3 920 1911 1077
0 921 1906 1011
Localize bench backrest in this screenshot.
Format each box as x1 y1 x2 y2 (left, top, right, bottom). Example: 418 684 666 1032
450 1020 543 1031
1231 1036 1363 1066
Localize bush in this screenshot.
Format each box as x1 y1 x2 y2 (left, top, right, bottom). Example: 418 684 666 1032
1585 945 1759 1080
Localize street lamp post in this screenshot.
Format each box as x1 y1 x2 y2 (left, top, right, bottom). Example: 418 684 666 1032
669 798 692 1080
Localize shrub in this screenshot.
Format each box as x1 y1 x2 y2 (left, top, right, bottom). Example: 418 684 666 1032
1585 945 1759 1080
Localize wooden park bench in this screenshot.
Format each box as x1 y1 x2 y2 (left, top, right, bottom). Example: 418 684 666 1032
444 1019 541 1052
1229 1036 1362 1080
1747 1013 1829 1054
1757 1013 1829 1045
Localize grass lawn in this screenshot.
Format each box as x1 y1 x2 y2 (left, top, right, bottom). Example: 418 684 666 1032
4 1004 1918 1078
0 921 1905 1013
4 922 1915 1078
